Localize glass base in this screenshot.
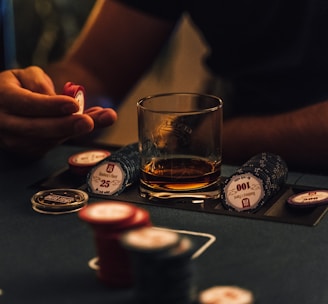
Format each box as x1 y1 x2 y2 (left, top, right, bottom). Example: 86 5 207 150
139 183 221 203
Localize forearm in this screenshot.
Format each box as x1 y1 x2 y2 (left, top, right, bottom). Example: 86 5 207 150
46 59 111 106
47 0 175 108
223 101 328 171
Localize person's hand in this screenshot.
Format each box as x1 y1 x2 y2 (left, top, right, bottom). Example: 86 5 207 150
0 66 117 158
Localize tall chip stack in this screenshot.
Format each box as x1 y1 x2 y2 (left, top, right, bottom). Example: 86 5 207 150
87 143 140 197
222 152 288 212
78 201 152 288
122 226 198 304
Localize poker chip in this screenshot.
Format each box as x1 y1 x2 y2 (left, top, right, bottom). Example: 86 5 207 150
122 227 197 304
68 149 111 176
122 226 181 253
87 143 140 196
222 152 288 212
78 201 151 288
124 207 152 231
78 201 138 227
287 190 328 208
31 188 88 215
198 286 254 304
63 82 85 114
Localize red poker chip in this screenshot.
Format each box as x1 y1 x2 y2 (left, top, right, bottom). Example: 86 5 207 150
63 82 85 114
79 202 152 289
287 190 328 208
123 207 152 230
68 149 111 176
78 201 138 228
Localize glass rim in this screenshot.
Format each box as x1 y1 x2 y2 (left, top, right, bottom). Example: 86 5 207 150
137 92 223 114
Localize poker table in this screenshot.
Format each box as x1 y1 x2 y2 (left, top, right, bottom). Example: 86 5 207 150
1 143 328 304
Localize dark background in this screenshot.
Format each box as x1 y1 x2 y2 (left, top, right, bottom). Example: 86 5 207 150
13 0 96 68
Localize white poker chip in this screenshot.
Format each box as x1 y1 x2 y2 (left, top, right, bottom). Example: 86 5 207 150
87 160 125 196
287 190 328 208
87 143 140 196
199 286 254 304
63 82 85 114
122 226 181 252
223 173 265 212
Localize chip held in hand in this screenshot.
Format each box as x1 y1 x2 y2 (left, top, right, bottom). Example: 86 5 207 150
63 82 85 114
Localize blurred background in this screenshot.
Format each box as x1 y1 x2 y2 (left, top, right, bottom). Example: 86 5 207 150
12 0 211 146
13 0 96 68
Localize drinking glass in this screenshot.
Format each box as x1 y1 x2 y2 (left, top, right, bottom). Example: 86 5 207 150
137 92 223 201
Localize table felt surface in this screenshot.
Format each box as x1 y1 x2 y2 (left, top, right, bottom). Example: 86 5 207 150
1 144 328 304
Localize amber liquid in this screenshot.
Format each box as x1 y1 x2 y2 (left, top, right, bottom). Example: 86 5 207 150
140 157 221 191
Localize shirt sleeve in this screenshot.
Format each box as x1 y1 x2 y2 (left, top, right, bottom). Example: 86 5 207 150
113 0 184 21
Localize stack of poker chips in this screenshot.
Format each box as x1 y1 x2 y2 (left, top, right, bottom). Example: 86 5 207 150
222 152 288 212
78 201 151 288
87 143 140 196
121 226 198 304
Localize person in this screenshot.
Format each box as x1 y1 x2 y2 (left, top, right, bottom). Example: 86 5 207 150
1 0 328 172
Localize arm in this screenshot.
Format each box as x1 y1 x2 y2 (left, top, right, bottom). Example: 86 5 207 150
223 101 328 171
47 0 176 105
0 0 174 158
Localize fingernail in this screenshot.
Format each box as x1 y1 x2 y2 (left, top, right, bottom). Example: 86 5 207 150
99 111 117 126
74 118 93 133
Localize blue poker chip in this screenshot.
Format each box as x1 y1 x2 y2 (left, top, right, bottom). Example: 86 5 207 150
87 143 140 196
222 152 288 212
287 190 328 208
121 227 197 303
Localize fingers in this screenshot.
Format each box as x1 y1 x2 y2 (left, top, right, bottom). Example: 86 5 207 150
4 90 80 117
0 67 119 121
0 109 118 158
85 107 118 127
0 108 117 143
0 68 80 117
0 66 119 158
0 112 94 140
4 91 79 117
0 113 96 158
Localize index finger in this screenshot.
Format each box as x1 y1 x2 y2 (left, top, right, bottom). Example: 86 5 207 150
1 88 80 117
0 68 80 117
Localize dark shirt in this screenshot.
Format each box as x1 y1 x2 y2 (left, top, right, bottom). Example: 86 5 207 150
116 0 328 117
0 0 16 71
